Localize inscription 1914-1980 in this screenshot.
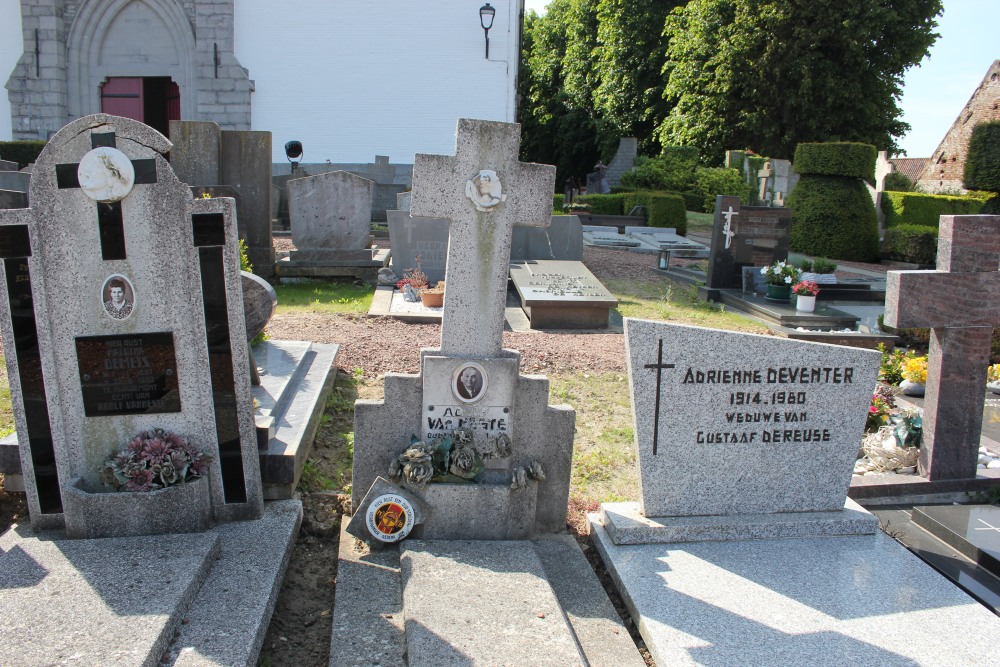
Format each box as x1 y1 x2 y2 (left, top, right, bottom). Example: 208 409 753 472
76 332 181 416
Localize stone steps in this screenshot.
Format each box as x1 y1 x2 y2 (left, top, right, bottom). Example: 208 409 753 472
0 500 301 667
329 526 643 667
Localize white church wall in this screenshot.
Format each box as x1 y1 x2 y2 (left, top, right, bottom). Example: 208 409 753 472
0 0 23 141
234 0 521 164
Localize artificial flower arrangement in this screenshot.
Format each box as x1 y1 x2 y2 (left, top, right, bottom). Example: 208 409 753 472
866 384 897 433
901 355 928 385
988 363 1000 383
791 280 820 297
100 428 209 492
760 260 801 286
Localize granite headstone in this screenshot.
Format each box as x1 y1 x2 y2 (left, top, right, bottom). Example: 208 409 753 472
706 196 791 290
288 170 374 260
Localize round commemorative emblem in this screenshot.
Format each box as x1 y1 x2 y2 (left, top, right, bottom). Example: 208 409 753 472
77 146 136 202
365 494 415 543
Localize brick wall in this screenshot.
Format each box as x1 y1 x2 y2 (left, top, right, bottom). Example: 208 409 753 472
916 59 1000 193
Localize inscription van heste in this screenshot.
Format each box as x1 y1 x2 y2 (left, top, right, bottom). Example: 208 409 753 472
679 365 854 445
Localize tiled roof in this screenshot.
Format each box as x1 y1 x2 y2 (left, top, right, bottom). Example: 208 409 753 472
890 157 929 183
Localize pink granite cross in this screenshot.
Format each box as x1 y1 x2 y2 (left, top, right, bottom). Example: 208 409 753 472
884 215 1000 480
410 119 555 358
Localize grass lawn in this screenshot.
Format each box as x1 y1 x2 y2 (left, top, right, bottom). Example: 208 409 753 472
685 210 714 236
272 281 374 314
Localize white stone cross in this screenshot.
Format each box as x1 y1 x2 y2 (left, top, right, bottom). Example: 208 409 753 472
411 119 555 358
721 206 738 248
758 161 773 202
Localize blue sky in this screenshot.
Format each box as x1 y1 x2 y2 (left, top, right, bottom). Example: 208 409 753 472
522 0 998 157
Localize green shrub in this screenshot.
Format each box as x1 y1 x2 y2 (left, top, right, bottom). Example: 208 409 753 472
620 146 700 192
680 190 704 212
553 194 565 211
576 193 625 215
788 175 879 261
0 141 46 169
880 191 985 228
797 259 813 272
883 171 916 192
812 257 837 274
624 192 686 233
880 224 938 265
964 121 1000 193
692 167 751 213
793 142 877 181
609 185 635 194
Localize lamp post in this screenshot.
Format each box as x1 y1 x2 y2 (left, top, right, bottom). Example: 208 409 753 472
480 3 495 59
285 140 303 175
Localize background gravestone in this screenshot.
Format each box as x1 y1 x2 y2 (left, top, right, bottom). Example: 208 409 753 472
168 120 275 277
387 190 449 283
288 170 374 259
0 190 27 209
0 113 263 537
707 195 792 290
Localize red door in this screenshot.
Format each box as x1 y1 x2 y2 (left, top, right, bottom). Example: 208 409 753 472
100 77 144 120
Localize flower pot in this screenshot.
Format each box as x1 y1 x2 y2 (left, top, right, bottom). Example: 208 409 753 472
795 294 817 312
419 290 444 308
899 379 925 397
765 284 792 302
63 476 212 539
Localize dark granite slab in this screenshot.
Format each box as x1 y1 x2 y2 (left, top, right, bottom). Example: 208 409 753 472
912 504 1000 578
717 290 859 329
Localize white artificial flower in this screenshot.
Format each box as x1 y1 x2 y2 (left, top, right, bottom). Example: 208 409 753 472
784 276 792 284
760 267 767 275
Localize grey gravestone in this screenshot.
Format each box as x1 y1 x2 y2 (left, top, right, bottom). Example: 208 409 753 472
609 319 879 541
241 271 277 341
0 159 18 171
885 215 1000 480
0 189 28 209
0 171 30 193
509 260 618 329
168 120 221 186
288 170 374 259
510 215 583 261
353 119 575 541
582 226 641 247
0 113 262 537
386 209 449 284
372 183 408 222
706 195 791 290
221 130 275 276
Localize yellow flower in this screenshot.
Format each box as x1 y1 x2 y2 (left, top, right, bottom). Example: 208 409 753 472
988 364 1000 383
901 356 927 384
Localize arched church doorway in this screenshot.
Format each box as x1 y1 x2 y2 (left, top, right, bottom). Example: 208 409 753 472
100 77 180 138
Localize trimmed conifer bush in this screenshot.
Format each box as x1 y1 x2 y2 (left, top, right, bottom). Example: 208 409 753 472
793 142 877 181
0 141 46 169
788 174 880 261
881 191 986 228
964 121 1000 213
576 193 625 215
624 192 687 233
880 225 939 266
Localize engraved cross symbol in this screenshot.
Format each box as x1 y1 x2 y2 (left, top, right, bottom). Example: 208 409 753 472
643 338 675 455
974 519 1000 533
54 131 157 261
722 206 738 249
410 119 555 358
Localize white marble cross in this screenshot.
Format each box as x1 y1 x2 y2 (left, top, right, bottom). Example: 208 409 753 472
411 119 555 358
757 161 773 202
721 206 738 248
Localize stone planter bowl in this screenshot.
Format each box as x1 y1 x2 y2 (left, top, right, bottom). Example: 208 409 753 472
63 476 212 539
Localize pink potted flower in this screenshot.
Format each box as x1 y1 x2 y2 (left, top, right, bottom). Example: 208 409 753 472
792 280 820 312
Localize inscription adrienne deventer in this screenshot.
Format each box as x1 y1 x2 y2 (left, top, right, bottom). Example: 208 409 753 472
648 350 857 451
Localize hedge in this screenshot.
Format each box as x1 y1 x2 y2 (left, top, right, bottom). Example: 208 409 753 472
965 120 1000 192
692 167 751 213
793 142 877 181
881 224 939 266
880 191 985 228
624 191 686 234
576 193 625 215
553 194 565 211
788 175 880 261
0 141 46 169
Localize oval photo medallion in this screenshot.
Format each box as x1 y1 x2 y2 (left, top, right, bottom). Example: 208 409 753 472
365 493 415 543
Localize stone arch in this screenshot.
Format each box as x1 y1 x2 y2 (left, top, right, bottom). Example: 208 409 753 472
67 0 196 120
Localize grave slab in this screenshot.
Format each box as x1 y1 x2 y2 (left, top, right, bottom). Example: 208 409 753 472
0 159 18 171
590 519 1000 667
509 260 618 329
911 504 1000 578
624 226 709 257
0 188 27 209
582 226 641 248
400 540 585 666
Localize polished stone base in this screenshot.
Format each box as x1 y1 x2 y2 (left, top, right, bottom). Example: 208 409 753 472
912 504 1000 578
589 516 1000 667
276 247 390 281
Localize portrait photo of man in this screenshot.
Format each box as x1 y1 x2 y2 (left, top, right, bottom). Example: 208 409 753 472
454 363 487 402
102 275 134 320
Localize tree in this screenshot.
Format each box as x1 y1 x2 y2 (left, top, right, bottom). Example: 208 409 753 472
658 0 943 164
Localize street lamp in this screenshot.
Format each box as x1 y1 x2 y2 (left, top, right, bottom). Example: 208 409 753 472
285 140 303 175
480 3 495 59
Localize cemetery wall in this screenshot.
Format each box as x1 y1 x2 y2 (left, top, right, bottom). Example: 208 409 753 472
916 59 1000 193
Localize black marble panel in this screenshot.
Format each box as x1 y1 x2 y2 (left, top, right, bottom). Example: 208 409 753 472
0 225 31 258
192 213 226 247
198 245 246 503
76 333 181 416
55 164 80 189
131 159 157 185
91 132 116 148
98 201 127 260
4 258 60 513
